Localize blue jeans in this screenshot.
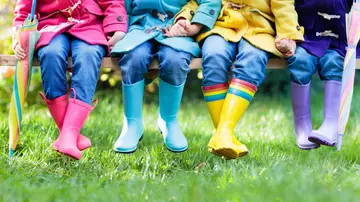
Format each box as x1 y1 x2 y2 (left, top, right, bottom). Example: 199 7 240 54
37 34 105 104
201 35 269 87
288 46 344 85
119 40 192 86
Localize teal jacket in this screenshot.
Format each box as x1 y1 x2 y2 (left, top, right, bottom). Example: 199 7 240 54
111 0 221 57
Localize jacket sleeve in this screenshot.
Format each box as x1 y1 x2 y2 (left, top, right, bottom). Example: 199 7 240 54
271 0 304 41
98 0 128 36
12 0 33 50
193 0 221 30
174 1 199 23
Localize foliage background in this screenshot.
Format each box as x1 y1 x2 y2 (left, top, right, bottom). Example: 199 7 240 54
1 1 360 201
0 0 359 108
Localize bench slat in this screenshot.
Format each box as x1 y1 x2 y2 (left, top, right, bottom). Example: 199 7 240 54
1 54 359 69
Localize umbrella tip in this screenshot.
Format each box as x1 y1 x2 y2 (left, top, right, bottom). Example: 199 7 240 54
8 149 15 158
337 134 343 151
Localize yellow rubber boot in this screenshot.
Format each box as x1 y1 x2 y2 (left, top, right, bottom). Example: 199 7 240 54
209 79 257 159
202 83 228 156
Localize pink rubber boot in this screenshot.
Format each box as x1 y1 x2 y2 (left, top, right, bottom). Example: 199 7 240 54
40 93 91 151
54 90 97 160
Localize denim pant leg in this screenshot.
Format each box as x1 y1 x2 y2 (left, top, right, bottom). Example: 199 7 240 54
119 41 155 84
37 34 70 100
157 45 192 86
318 50 344 82
70 38 105 104
232 39 269 87
201 35 237 87
288 46 318 85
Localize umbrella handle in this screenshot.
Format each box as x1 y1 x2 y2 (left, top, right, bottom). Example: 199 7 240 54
30 0 37 19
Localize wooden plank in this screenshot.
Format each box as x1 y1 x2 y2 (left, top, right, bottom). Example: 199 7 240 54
1 54 359 69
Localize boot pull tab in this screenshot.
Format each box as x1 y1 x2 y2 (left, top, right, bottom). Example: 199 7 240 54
39 92 48 102
70 88 98 109
70 88 77 100
91 99 98 109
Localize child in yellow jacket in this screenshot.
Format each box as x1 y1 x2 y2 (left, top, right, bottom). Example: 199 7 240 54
175 0 304 159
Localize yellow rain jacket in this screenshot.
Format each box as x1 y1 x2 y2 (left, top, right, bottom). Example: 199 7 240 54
177 0 305 57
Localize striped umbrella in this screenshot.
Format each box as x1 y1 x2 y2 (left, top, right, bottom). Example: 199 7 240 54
337 0 360 150
8 0 40 158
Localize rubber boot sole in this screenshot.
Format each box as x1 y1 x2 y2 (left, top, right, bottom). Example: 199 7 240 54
114 135 144 154
158 127 188 153
215 148 248 159
308 135 336 147
297 143 320 150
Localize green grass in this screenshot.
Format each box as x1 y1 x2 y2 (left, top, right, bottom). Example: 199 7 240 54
1 85 360 202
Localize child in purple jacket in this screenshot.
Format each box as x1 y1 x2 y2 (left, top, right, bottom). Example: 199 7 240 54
278 0 353 150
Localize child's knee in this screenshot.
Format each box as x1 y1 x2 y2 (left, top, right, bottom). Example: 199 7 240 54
288 48 317 84
288 63 315 85
319 60 343 82
37 45 67 62
159 59 190 85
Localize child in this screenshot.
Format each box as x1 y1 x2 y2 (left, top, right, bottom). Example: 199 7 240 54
278 0 350 149
13 0 127 160
111 0 221 153
199 0 304 159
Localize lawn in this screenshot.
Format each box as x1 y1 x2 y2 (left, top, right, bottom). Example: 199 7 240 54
1 84 360 202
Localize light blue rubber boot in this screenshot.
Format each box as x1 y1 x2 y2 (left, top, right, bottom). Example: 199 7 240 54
158 79 188 152
114 80 145 153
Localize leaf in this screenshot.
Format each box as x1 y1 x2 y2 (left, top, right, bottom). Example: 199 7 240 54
109 77 117 87
102 67 112 73
100 73 109 81
197 70 203 80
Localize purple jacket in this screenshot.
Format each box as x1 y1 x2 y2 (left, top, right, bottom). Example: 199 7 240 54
295 0 350 58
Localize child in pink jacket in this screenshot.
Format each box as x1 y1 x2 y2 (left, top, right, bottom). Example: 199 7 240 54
13 0 128 160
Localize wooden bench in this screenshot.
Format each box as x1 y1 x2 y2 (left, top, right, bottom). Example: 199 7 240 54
1 54 360 69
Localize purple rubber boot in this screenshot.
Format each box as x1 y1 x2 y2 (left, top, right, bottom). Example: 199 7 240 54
309 81 341 147
291 82 320 150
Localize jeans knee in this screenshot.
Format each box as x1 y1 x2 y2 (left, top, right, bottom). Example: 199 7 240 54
232 66 266 87
119 50 151 84
320 67 343 82
202 59 230 86
202 39 232 63
288 48 317 85
233 49 268 87
37 45 67 63
290 72 313 85
202 45 234 86
38 46 68 98
74 45 105 65
159 55 190 86
319 51 344 81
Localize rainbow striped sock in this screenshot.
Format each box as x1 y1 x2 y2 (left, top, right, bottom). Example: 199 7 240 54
202 83 229 102
228 79 257 102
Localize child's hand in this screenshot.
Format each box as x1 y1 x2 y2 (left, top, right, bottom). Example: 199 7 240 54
164 20 188 37
275 36 296 58
14 44 26 60
107 31 126 50
164 19 203 37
